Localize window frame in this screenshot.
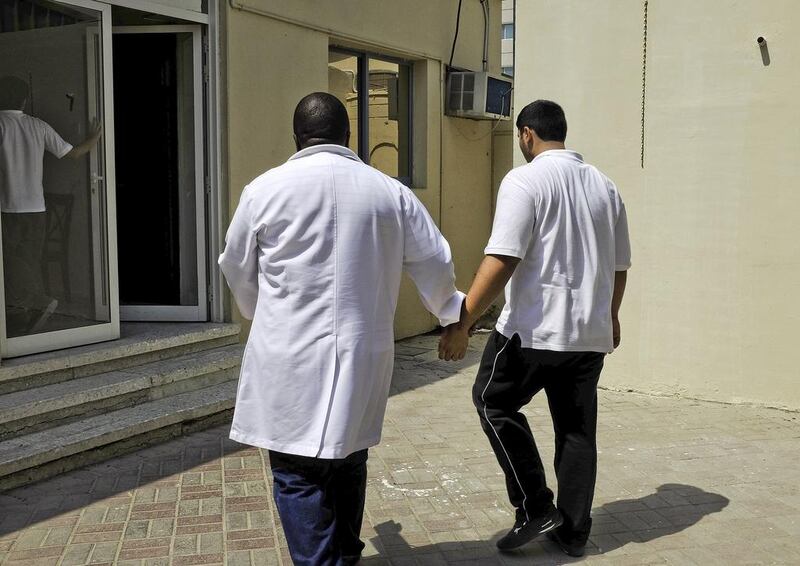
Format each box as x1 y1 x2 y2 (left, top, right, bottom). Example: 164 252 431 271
329 46 414 187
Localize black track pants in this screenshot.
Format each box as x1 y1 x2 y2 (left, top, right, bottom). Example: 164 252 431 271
472 330 604 541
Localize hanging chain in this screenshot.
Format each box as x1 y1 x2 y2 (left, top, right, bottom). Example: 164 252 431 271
640 0 649 169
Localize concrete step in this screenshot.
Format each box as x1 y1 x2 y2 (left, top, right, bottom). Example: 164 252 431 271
0 380 238 491
0 344 244 440
0 323 241 394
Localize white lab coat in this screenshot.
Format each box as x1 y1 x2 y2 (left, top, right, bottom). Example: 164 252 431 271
219 145 464 459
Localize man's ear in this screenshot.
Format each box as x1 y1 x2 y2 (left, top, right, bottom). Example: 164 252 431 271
522 126 534 142
293 134 301 152
345 130 351 148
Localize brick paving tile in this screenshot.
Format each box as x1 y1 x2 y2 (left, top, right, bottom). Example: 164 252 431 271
172 553 224 565
71 531 123 544
226 537 275 551
2 333 800 565
117 546 171 561
176 515 223 527
175 523 224 536
120 537 171 550
4 545 65 561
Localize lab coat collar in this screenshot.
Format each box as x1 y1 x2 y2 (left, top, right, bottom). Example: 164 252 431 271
288 144 363 163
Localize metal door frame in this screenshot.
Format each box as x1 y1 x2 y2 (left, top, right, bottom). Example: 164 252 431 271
113 25 208 322
0 0 120 358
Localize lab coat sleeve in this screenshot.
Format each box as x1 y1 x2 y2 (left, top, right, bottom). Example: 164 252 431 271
218 186 259 320
400 186 465 327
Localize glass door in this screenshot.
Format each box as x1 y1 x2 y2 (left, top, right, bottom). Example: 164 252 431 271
0 0 119 358
113 25 207 322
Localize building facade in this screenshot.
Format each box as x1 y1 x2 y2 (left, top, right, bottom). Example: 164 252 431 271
501 0 514 76
0 0 511 359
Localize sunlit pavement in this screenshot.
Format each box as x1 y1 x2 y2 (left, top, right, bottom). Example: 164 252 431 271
1 332 798 565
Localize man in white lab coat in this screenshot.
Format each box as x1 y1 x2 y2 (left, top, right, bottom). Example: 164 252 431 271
219 92 464 566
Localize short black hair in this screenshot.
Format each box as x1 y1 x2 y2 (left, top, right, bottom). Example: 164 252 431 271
0 76 29 110
515 99 567 143
293 92 350 148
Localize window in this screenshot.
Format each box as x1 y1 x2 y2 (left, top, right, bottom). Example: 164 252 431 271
502 23 514 40
328 48 412 185
502 66 514 77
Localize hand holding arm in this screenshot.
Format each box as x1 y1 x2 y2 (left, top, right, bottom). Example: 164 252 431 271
438 254 519 360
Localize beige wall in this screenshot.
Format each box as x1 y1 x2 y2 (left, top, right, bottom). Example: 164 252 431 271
515 0 800 409
223 0 510 339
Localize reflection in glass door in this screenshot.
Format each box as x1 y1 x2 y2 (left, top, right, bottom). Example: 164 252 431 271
0 0 118 358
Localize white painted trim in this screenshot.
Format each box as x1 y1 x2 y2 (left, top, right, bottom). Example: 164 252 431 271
112 24 201 34
114 25 208 322
98 0 209 24
192 27 209 322
2 0 120 359
3 322 121 359
0 212 6 358
206 0 226 323
102 0 122 343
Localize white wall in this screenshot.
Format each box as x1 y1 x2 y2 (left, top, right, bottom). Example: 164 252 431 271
514 0 800 410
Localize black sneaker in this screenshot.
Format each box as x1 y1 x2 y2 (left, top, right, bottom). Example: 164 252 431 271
546 529 586 557
496 506 563 551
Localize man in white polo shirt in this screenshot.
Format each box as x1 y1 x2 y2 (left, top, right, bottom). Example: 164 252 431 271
440 100 631 556
0 75 102 335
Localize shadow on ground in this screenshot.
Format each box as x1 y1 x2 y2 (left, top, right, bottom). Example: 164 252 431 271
363 483 729 564
0 334 471 535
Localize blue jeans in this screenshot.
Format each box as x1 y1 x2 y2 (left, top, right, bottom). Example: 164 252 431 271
269 449 368 566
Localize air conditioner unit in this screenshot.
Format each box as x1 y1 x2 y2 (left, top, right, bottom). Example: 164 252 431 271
446 71 513 120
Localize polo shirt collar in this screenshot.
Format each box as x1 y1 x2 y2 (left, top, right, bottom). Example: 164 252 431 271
288 144 362 163
533 149 584 163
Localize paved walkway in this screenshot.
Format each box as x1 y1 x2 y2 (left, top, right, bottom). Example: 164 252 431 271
1 333 799 565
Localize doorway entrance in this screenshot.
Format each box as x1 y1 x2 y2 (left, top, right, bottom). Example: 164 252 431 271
112 26 207 321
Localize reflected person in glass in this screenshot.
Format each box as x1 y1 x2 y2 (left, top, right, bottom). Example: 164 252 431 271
0 75 102 336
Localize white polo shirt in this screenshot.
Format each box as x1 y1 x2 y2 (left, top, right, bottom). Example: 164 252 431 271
0 110 73 213
486 149 631 353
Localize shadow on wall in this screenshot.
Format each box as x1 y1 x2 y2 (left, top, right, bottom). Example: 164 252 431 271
363 484 729 563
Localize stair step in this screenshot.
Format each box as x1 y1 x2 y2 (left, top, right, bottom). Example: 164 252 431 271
0 344 243 438
0 323 240 394
0 380 238 481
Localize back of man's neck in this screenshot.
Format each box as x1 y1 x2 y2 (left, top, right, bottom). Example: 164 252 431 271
534 142 566 157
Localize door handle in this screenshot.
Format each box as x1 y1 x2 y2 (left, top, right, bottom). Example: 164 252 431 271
91 172 104 194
